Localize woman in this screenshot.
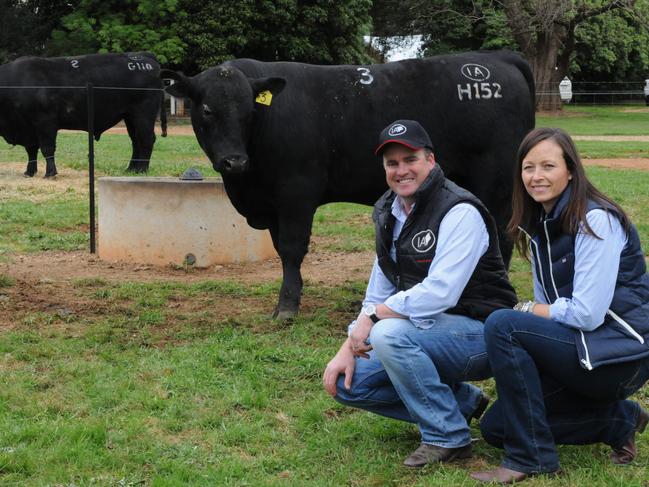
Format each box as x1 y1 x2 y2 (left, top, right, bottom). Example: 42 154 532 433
471 127 649 483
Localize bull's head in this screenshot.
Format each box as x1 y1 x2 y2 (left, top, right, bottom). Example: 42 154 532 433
162 67 285 175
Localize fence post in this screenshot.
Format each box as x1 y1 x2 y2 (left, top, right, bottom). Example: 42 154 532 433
87 82 96 253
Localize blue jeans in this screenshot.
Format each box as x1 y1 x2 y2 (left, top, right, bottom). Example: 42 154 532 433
482 309 649 474
334 314 491 448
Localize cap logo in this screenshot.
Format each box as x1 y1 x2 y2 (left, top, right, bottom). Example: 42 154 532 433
412 230 436 253
388 124 407 136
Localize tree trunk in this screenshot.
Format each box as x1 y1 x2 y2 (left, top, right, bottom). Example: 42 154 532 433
528 32 565 111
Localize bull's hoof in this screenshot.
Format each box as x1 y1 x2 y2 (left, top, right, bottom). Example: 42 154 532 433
272 308 298 321
23 171 35 178
44 172 58 179
127 164 149 173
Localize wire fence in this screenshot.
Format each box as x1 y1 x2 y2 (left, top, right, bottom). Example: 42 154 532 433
0 84 167 253
537 81 649 105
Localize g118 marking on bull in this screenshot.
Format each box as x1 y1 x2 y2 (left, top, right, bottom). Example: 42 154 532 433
70 60 79 69
356 67 374 85
128 62 154 71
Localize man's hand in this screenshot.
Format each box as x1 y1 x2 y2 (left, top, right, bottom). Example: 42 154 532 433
350 314 373 358
323 339 356 397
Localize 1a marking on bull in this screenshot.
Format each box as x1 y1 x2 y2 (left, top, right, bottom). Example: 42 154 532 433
461 64 491 81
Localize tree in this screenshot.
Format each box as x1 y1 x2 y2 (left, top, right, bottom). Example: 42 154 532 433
572 5 649 84
47 0 186 65
0 0 77 63
174 0 372 74
502 0 638 110
370 0 646 110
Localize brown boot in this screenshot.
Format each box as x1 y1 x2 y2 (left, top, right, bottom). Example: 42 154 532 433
403 442 472 467
470 466 529 483
611 406 649 465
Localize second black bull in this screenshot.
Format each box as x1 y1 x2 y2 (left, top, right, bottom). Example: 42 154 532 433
163 50 535 319
0 52 166 177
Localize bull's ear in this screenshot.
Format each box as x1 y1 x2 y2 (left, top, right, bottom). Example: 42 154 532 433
161 69 196 99
249 77 286 99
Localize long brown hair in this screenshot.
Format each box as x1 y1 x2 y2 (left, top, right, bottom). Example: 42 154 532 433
508 127 630 259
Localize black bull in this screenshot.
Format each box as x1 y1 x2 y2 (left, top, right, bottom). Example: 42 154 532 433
163 50 535 319
0 52 167 177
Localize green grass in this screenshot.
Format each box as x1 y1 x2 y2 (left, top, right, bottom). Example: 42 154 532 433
575 141 649 159
1 116 649 485
537 105 649 135
1 278 647 486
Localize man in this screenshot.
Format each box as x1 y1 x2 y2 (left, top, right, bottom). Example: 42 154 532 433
322 119 517 467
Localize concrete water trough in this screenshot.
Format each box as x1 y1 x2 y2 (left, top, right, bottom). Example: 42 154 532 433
98 177 276 267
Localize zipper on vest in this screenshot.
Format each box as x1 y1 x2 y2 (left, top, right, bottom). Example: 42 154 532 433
578 330 594 370
518 226 551 303
543 220 561 301
607 309 645 343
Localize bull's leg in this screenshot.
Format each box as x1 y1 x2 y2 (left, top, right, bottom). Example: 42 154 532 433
269 208 316 320
124 114 156 173
23 145 39 177
38 131 58 178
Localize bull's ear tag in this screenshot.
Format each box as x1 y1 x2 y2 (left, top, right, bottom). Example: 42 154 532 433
255 90 273 106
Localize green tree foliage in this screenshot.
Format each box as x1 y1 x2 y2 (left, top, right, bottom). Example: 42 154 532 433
47 0 186 64
573 6 649 82
0 0 77 63
175 0 372 74
371 0 648 109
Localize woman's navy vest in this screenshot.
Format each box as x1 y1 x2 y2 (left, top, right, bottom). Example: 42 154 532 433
525 188 649 369
373 164 517 322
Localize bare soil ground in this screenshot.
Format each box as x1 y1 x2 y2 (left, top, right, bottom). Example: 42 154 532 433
2 128 649 327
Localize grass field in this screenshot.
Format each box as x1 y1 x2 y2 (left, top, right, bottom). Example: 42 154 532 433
1 106 649 485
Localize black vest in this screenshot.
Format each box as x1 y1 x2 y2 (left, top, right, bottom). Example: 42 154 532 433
524 187 649 369
373 165 517 321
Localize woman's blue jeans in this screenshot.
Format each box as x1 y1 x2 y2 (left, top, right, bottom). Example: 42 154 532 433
334 314 492 448
482 309 649 474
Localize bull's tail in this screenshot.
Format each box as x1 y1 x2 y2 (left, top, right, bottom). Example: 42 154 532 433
160 89 168 137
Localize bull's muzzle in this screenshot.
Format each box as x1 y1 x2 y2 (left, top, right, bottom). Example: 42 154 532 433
217 155 249 174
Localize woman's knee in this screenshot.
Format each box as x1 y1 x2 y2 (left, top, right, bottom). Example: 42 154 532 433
484 309 518 342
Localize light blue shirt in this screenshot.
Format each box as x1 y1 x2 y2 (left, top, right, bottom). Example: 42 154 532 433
532 209 628 331
360 198 489 329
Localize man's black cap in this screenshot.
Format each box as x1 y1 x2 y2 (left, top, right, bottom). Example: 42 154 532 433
375 119 434 156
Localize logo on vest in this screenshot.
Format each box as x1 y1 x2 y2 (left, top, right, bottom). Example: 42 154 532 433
388 124 407 136
412 230 436 253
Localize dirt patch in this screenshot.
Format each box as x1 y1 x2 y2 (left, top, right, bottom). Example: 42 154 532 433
574 135 649 142
621 107 649 113
0 163 89 202
582 158 649 170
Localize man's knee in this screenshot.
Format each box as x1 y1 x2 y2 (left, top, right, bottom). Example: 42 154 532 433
369 318 410 352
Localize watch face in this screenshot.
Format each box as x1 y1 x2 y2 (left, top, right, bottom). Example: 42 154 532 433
363 304 376 316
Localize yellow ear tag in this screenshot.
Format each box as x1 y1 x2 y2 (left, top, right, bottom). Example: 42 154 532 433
255 90 273 106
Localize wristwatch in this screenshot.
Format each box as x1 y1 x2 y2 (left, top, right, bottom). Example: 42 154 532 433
362 304 380 324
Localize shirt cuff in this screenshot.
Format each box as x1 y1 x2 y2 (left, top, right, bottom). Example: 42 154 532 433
549 298 569 322
347 320 358 336
385 292 407 316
